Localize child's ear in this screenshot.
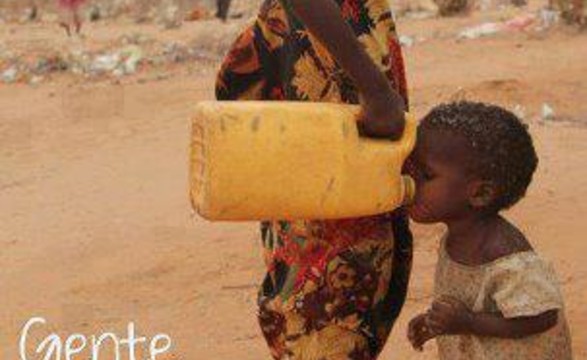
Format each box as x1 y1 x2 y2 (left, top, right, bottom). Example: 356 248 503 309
467 180 497 208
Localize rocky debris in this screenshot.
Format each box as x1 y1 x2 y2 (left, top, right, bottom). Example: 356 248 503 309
542 103 556 121
458 22 503 39
0 33 223 85
1 66 19 83
456 9 560 40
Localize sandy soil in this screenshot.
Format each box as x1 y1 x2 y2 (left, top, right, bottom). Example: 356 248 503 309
1 5 586 359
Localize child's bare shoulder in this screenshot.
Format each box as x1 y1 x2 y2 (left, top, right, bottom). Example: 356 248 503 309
482 217 533 263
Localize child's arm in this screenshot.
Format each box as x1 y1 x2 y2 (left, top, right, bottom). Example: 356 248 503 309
287 0 406 140
427 296 559 339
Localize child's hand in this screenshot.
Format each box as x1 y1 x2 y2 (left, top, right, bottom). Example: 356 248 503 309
408 313 436 351
426 296 474 335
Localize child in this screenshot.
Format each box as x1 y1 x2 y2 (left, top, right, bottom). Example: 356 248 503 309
406 101 572 359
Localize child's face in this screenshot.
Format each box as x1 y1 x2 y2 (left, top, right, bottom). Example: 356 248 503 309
406 128 475 224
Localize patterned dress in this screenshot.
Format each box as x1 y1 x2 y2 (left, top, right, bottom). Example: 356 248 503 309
215 1 412 358
434 238 572 360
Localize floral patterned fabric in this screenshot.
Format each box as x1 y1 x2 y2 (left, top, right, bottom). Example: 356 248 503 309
215 0 412 358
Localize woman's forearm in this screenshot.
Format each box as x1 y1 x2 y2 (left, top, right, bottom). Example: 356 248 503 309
287 0 406 139
287 0 393 98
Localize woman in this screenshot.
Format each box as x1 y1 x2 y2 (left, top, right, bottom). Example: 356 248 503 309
216 0 412 358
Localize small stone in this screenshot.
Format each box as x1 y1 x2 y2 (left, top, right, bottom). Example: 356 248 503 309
399 35 415 47
29 75 43 86
1 66 18 83
541 103 555 121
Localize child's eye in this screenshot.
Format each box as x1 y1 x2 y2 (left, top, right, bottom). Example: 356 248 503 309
422 170 436 181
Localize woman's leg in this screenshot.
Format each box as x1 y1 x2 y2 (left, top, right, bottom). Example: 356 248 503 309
216 0 232 21
73 9 82 34
58 9 71 37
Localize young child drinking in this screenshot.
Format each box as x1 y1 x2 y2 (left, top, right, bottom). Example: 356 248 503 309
406 102 572 359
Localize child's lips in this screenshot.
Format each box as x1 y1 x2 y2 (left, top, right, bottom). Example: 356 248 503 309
408 203 432 219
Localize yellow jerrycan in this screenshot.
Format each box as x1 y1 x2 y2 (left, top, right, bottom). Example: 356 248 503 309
190 101 416 221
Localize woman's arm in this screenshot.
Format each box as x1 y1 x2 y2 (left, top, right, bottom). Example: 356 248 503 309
287 0 406 140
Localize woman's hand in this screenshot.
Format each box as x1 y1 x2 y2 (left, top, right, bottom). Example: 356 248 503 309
408 313 436 351
357 88 406 140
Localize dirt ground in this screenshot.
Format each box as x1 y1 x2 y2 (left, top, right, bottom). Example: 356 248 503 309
1 2 586 359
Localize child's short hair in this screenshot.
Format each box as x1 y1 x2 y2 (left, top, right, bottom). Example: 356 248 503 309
420 101 538 212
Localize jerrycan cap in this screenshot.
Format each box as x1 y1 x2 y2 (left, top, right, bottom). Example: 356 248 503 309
402 175 416 206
